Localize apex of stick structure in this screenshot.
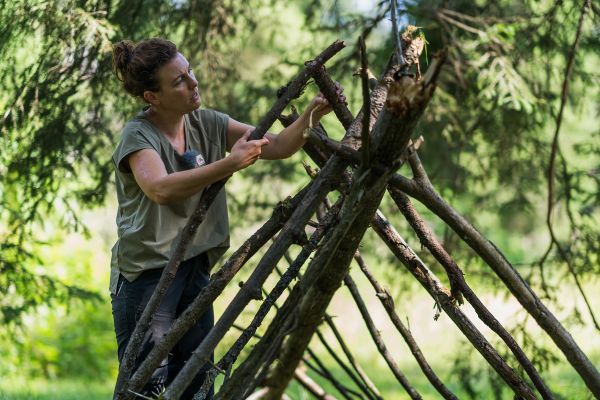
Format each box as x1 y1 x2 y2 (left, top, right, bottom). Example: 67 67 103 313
401 25 426 79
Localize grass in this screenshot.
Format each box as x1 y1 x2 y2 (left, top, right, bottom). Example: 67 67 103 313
0 361 595 400
0 379 112 400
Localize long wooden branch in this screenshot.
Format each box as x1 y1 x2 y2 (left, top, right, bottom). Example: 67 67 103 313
343 274 422 399
224 325 344 400
389 153 600 396
371 210 537 399
282 248 381 399
314 328 380 400
114 39 346 400
293 367 339 400
258 234 382 400
321 314 383 400
264 179 389 399
304 347 364 400
352 252 459 400
212 324 350 400
225 321 361 400
227 250 381 400
215 272 306 398
217 197 378 399
310 204 386 400
311 142 474 400
389 186 555 399
217 244 378 400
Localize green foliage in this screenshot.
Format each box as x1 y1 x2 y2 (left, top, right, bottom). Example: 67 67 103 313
0 0 267 325
0 245 101 326
0 301 115 380
0 222 115 380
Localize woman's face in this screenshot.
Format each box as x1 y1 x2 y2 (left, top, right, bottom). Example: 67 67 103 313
145 52 201 113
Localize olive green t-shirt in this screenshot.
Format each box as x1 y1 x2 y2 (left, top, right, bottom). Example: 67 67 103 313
109 107 230 294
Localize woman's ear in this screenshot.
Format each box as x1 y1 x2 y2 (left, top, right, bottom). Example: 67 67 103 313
143 90 160 105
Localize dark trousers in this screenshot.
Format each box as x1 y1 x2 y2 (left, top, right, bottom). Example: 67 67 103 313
111 253 214 399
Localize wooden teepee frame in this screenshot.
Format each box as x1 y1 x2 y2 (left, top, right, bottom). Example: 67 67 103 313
112 27 600 400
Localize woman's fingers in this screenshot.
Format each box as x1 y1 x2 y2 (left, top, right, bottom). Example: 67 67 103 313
249 137 268 162
333 81 348 105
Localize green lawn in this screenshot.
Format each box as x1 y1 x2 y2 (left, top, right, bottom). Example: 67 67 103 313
0 360 595 400
0 379 112 400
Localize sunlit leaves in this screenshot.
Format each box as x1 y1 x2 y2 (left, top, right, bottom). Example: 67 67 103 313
474 53 536 113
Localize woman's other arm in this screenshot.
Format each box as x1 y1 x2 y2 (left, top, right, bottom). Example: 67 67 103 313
226 89 345 160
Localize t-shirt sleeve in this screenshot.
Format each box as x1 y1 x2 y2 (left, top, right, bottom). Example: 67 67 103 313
213 110 229 156
196 108 229 157
112 122 159 173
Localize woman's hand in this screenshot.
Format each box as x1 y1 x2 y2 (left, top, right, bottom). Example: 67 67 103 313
227 128 270 170
305 82 347 124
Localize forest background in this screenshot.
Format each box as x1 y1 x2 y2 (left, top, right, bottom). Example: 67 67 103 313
1 0 599 398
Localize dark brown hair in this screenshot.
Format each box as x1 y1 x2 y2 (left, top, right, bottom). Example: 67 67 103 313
112 38 178 99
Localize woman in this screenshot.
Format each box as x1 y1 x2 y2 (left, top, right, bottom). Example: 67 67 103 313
109 38 344 398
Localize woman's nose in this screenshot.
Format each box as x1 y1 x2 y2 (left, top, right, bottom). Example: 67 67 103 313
188 75 198 89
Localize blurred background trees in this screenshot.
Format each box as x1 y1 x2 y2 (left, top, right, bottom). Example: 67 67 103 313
1 0 598 398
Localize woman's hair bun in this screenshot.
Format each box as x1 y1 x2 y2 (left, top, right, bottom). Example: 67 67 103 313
112 40 135 82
